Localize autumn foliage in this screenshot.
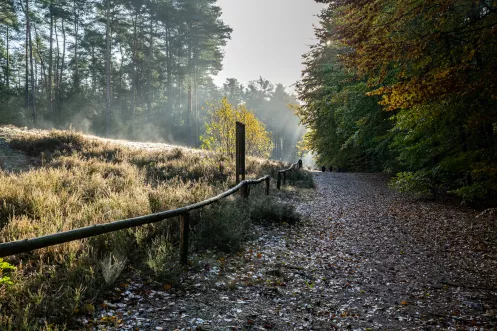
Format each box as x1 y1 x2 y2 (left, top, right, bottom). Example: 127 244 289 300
201 97 273 159
298 0 497 204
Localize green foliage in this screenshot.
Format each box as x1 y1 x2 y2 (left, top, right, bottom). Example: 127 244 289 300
390 171 434 198
0 0 304 161
298 0 497 206
0 258 15 286
296 47 394 172
146 237 182 283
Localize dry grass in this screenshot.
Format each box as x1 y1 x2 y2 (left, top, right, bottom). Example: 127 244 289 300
0 129 308 329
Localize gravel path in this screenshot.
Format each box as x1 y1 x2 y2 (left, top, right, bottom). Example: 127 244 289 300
85 172 497 330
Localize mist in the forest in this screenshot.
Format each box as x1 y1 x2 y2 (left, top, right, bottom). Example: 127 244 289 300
0 0 307 162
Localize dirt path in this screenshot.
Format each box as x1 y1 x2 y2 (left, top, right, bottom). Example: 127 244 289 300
83 173 497 330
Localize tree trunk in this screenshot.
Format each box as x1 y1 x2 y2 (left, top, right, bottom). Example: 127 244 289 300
54 18 60 125
58 17 66 123
48 0 53 117
165 22 172 115
34 26 47 95
105 0 111 136
73 0 79 92
6 26 9 89
27 0 36 124
131 9 138 121
147 14 153 116
187 83 192 145
194 66 199 147
25 8 29 110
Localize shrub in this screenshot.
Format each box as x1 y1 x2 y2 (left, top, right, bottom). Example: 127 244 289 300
286 168 315 189
248 196 300 225
146 236 182 283
192 199 252 253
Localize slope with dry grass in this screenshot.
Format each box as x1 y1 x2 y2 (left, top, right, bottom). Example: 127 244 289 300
0 126 312 330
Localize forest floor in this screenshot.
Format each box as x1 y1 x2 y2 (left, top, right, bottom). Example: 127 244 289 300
83 172 497 330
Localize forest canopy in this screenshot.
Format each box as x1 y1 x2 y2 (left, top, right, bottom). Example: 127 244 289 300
0 0 304 161
298 0 497 205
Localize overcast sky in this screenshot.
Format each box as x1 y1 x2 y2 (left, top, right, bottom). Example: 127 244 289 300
213 0 325 90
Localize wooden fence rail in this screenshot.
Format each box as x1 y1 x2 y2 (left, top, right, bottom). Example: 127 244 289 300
0 175 275 264
277 159 303 190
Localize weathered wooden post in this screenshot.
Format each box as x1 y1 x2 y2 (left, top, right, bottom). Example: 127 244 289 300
265 177 270 195
236 122 246 183
236 122 246 198
298 159 303 169
241 182 249 198
180 213 190 265
277 172 281 190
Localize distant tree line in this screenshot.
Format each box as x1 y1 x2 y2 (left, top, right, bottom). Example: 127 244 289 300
298 0 497 205
0 0 303 161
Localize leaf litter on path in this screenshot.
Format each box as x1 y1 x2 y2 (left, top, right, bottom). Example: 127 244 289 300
81 172 497 330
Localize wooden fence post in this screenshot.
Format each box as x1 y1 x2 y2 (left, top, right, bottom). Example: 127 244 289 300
265 177 270 195
241 182 249 198
180 213 190 265
236 122 246 184
298 159 302 169
277 172 281 190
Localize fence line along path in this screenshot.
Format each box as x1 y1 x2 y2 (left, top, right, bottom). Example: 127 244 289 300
0 159 302 264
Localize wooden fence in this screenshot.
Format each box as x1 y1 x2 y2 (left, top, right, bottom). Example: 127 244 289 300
0 161 302 264
277 159 303 189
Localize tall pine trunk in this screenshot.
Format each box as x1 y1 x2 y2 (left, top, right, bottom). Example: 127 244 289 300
57 17 66 123
105 0 111 136
73 0 79 92
164 20 173 118
25 8 29 110
33 26 47 95
48 0 53 118
187 84 192 145
6 26 9 89
54 18 60 123
27 0 36 124
147 14 153 116
131 10 138 121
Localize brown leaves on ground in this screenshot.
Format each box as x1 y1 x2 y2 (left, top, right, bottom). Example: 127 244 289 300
82 172 497 330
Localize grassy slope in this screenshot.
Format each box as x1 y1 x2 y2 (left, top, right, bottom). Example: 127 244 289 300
0 128 313 330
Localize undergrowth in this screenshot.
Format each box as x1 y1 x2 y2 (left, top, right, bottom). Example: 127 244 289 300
0 129 310 329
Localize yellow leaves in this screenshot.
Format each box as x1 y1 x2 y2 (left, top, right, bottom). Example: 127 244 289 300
201 97 273 159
